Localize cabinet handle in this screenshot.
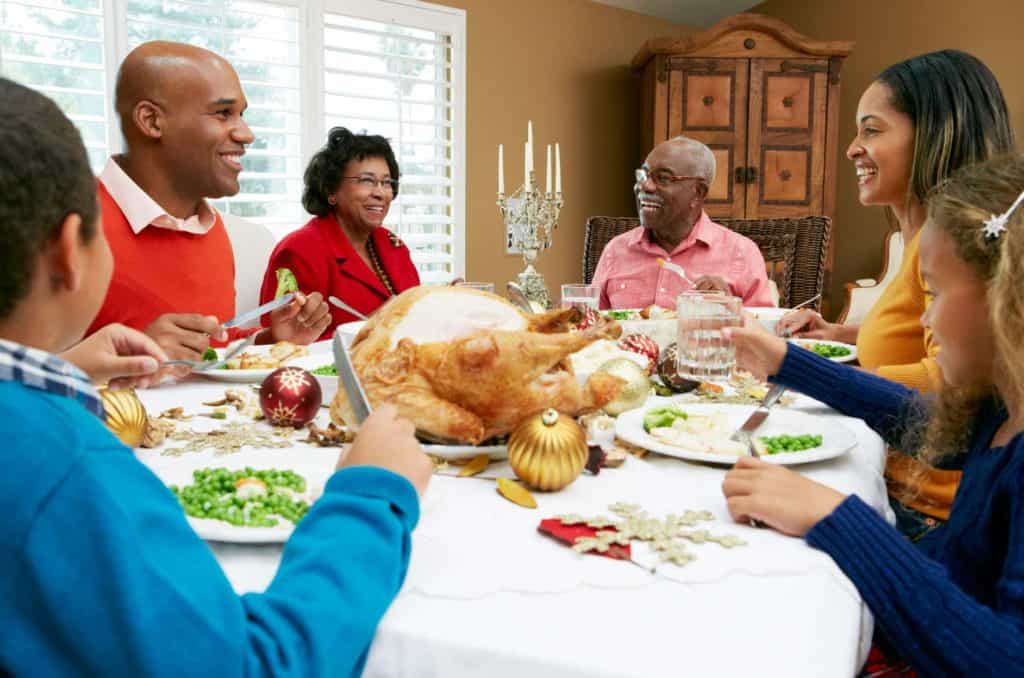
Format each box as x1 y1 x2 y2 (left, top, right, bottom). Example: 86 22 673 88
780 169 792 181
734 166 747 184
746 167 759 184
782 96 794 108
702 95 714 106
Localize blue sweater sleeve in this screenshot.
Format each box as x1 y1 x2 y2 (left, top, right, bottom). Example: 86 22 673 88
808 494 1024 675
774 344 920 447
14 446 419 678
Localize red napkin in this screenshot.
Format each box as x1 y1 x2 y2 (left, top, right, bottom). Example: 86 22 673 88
537 519 632 561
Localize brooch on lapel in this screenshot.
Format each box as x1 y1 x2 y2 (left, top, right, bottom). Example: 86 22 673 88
385 231 406 249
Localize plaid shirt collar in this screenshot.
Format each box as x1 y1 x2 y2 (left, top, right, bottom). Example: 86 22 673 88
0 339 104 419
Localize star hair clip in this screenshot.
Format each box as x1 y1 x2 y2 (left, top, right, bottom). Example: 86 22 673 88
984 188 1024 241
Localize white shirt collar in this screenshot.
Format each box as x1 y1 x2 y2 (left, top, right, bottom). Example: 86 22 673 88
99 156 217 235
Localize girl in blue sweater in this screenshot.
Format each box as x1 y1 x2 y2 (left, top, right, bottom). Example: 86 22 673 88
0 78 433 676
723 153 1024 675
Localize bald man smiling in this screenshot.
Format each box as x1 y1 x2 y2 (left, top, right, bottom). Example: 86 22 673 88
86 41 330 361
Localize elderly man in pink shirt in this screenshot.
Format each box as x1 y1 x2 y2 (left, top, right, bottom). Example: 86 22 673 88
592 136 773 310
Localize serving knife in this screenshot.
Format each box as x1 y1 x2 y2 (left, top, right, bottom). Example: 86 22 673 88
332 326 372 424
221 293 295 330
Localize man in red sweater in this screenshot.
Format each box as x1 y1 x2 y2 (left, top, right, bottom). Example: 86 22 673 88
86 41 330 360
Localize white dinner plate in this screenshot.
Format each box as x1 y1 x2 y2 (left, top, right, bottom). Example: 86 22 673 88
337 320 366 347
187 516 297 543
198 339 334 383
788 339 858 364
421 443 507 461
615 397 856 466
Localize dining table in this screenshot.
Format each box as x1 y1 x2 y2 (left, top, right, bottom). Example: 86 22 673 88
135 376 894 678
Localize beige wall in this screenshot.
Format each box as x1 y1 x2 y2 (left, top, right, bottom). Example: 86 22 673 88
753 0 1024 314
430 0 693 295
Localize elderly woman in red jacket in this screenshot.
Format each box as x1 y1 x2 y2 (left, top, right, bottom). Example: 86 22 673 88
259 127 419 339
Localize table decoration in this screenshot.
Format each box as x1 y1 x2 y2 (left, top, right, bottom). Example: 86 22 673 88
99 387 148 447
496 478 538 508
508 409 588 491
594 358 650 415
496 121 563 309
259 367 322 427
618 334 659 374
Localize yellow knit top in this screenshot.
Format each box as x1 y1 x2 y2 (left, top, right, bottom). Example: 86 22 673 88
856 229 943 392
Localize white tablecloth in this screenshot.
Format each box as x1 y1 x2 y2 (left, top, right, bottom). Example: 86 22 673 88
136 380 893 678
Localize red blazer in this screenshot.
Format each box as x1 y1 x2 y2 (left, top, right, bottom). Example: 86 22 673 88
259 215 420 340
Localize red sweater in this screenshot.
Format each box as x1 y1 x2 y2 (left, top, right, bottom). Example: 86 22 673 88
86 183 240 342
259 215 420 340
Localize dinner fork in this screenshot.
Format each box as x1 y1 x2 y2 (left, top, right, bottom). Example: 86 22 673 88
161 333 257 372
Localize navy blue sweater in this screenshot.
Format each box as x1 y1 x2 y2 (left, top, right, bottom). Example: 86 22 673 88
775 346 1024 676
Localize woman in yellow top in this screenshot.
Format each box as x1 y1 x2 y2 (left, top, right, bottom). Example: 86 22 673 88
779 50 1014 538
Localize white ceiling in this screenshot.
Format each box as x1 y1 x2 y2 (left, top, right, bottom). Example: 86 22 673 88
592 0 762 28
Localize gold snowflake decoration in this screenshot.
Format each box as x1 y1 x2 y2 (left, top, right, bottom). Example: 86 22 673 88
266 402 301 426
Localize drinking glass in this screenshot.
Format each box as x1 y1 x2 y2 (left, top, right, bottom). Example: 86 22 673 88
456 281 496 293
560 284 600 313
675 291 743 382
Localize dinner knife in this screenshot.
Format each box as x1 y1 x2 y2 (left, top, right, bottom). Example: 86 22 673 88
332 326 372 424
221 293 296 329
730 383 787 442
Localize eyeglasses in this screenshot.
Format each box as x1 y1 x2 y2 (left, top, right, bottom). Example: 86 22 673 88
342 175 399 194
635 168 706 188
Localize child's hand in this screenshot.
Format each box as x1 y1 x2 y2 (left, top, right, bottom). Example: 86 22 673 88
722 318 788 381
339 404 432 496
721 457 846 536
62 323 168 389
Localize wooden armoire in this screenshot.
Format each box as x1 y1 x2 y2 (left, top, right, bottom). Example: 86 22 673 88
632 14 854 222
634 13 851 220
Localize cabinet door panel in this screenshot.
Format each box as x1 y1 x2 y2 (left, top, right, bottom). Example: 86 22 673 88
666 57 748 218
746 58 827 217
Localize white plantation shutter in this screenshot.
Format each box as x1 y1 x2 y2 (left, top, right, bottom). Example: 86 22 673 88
121 0 305 238
1 0 465 276
321 0 465 283
0 0 111 172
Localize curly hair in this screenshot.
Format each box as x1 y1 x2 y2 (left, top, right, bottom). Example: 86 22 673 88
301 127 400 217
904 154 1024 466
876 50 1014 216
0 78 98 321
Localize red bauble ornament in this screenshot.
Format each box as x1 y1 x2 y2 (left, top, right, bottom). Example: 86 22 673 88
618 334 659 374
259 367 322 427
575 307 599 331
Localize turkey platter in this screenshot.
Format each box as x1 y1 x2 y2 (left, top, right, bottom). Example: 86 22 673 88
330 286 626 444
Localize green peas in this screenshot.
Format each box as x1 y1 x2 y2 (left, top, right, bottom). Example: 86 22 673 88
809 343 852 359
171 466 310 528
758 434 823 454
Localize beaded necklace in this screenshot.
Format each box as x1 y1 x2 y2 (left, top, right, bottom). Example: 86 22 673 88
366 237 396 296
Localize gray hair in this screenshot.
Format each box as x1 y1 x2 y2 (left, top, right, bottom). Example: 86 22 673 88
668 135 715 186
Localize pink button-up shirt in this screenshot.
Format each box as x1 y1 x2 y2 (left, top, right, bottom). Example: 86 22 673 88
99 157 216 235
591 211 774 309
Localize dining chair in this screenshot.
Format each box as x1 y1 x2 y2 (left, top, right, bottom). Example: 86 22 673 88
223 213 278 317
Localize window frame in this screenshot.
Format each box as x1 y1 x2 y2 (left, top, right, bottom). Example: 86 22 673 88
92 0 466 277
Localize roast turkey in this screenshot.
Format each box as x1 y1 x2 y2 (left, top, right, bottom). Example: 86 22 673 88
330 286 625 444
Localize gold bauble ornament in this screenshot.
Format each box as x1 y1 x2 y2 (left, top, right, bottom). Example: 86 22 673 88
596 357 650 415
99 387 148 448
508 409 588 492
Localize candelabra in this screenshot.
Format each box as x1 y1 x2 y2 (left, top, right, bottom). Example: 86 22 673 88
497 173 564 310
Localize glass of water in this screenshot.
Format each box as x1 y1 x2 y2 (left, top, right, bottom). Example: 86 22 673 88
561 284 600 313
675 291 743 383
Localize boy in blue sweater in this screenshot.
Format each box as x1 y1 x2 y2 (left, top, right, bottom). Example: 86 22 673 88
0 77 432 676
723 154 1024 675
